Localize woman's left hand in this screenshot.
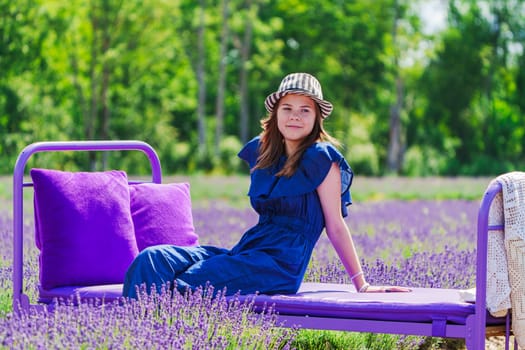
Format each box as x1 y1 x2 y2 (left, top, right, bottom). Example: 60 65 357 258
364 285 412 293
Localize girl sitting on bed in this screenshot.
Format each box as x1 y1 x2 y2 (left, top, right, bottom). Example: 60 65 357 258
123 72 410 299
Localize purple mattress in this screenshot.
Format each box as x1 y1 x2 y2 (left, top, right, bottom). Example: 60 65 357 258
238 283 505 326
39 282 505 326
39 284 123 304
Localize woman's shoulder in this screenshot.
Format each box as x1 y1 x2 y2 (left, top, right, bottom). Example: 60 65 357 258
303 141 346 164
302 141 353 202
294 141 349 185
237 136 260 166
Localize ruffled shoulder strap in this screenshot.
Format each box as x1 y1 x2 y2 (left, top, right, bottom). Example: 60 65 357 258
303 143 353 210
244 141 353 216
237 136 260 168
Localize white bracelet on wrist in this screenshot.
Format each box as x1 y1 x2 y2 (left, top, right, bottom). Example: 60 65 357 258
358 283 370 293
350 271 363 281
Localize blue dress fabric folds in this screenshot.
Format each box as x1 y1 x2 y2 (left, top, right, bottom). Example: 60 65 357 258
123 136 353 298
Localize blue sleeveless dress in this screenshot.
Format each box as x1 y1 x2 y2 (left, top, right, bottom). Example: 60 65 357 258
123 137 353 298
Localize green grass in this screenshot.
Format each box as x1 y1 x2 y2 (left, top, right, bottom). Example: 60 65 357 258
0 290 11 317
0 174 493 204
190 175 492 202
350 176 492 201
293 330 399 349
165 174 493 204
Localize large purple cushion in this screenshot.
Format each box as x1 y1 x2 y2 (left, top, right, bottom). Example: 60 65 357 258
130 182 199 251
31 169 139 290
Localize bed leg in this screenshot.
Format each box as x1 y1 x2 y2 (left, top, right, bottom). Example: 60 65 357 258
464 322 484 350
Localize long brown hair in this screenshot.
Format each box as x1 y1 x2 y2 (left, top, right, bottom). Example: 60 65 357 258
254 98 340 177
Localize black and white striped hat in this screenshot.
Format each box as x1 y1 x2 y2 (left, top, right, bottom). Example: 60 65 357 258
264 72 333 118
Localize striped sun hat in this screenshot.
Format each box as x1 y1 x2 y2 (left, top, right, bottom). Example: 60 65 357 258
264 72 333 118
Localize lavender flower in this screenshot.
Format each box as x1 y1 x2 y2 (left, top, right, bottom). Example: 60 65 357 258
0 285 297 349
0 194 484 349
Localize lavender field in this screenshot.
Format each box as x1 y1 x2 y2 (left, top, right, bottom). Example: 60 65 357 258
0 175 498 349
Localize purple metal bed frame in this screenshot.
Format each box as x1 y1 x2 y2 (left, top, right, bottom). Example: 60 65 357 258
12 141 512 349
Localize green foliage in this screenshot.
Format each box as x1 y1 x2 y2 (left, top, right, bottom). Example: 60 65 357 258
0 0 524 176
402 145 449 176
0 289 10 318
344 112 381 176
407 0 525 176
460 154 516 177
292 330 426 350
215 136 244 174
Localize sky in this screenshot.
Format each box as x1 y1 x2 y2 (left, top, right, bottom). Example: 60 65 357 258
418 0 448 34
399 0 449 67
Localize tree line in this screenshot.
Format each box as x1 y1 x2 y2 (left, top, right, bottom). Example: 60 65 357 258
1 0 524 176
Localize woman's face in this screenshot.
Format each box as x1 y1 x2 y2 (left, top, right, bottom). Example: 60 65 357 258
276 94 317 155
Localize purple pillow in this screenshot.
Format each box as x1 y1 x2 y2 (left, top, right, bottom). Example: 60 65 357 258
129 182 199 251
31 168 139 290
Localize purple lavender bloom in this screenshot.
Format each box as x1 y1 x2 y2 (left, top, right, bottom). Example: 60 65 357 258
0 286 297 349
301 200 478 288
0 195 482 349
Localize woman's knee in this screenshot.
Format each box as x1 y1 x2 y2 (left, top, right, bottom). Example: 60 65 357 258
126 246 162 278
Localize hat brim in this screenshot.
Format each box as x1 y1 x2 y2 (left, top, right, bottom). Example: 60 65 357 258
264 91 333 119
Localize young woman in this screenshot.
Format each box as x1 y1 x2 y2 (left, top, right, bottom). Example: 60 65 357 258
123 72 409 299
